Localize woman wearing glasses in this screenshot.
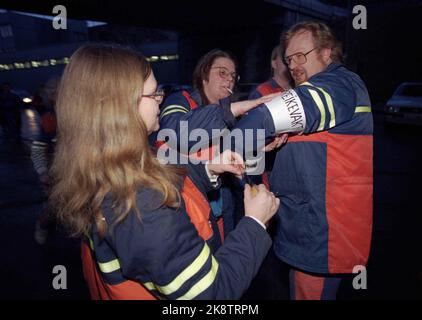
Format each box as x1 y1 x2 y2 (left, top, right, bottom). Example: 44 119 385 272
160 49 240 125
157 49 274 143
50 44 279 299
157 49 278 239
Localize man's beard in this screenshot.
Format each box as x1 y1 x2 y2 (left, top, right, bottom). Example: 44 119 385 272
291 68 307 85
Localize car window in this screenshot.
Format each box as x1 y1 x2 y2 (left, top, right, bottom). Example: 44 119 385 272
397 84 422 97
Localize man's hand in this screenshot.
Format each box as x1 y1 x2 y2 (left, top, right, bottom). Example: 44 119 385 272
262 133 289 152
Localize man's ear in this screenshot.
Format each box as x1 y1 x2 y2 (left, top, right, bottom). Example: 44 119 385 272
321 48 332 63
271 59 277 70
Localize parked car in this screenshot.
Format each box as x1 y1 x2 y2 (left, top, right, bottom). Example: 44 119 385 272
384 82 422 125
11 89 33 105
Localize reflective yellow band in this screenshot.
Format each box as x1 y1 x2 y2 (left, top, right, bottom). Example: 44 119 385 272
177 256 219 300
160 108 190 119
355 106 371 113
98 258 121 273
300 82 335 129
152 244 211 296
84 233 121 274
84 233 95 251
161 104 190 114
144 282 156 291
88 237 94 251
160 105 189 118
308 88 326 131
317 86 335 128
299 81 312 86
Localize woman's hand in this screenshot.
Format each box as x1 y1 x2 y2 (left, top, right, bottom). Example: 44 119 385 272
244 184 279 225
230 92 281 117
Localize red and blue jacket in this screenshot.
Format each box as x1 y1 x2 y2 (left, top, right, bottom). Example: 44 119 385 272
154 89 236 152
235 63 373 274
81 163 271 300
155 89 241 233
249 78 285 99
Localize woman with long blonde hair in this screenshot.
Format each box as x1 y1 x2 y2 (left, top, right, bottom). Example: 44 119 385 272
50 44 279 300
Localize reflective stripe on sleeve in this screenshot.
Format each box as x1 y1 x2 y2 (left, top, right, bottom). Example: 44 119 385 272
355 106 371 113
84 234 121 274
98 258 121 273
307 88 326 131
144 243 213 297
300 82 336 129
317 86 335 128
176 256 219 300
160 105 189 119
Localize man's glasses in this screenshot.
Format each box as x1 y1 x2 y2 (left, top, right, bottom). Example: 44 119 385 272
284 47 318 66
211 66 240 82
141 89 165 104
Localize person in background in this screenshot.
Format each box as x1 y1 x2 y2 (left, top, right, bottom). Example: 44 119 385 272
49 44 280 300
249 43 294 99
32 77 59 245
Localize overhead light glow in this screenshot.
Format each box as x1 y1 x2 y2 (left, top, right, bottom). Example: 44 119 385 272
0 53 179 72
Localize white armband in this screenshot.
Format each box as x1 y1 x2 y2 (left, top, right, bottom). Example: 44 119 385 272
265 89 306 134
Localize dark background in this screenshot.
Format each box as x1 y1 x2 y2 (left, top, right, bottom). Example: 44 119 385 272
0 0 421 300
1 0 421 104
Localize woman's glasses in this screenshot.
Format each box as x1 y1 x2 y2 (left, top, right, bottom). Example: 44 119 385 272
142 89 165 104
211 66 240 82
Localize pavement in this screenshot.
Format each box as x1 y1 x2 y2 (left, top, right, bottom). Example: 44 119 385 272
0 111 421 300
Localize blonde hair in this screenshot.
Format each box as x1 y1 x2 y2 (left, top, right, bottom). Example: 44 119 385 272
50 44 184 238
282 21 343 64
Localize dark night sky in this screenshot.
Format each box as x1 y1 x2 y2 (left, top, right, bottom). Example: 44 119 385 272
2 0 422 104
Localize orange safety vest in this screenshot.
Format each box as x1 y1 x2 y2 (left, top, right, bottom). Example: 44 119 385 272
81 176 214 300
